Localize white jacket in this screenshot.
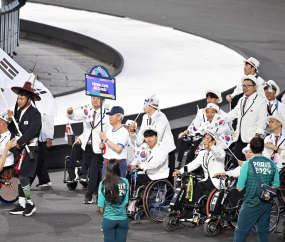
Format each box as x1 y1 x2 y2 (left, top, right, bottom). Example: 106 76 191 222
282 95 285 104
66 107 110 153
179 145 226 189
187 107 227 132
132 110 176 153
227 93 267 143
230 75 266 99
39 113 54 142
132 142 169 180
226 166 241 178
263 130 285 171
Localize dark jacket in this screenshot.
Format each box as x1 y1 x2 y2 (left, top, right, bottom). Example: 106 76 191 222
8 105 42 149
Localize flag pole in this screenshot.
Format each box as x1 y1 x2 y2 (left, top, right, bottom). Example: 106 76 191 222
100 97 103 157
0 89 32 159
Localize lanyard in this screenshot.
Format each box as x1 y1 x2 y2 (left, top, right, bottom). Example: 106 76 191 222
0 133 10 145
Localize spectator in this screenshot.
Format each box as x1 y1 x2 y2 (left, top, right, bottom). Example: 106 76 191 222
98 159 129 242
234 137 280 242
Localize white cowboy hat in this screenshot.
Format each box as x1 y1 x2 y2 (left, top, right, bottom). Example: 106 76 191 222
202 103 221 116
205 89 223 103
243 57 260 72
267 114 285 128
241 75 259 89
266 80 280 96
141 125 160 139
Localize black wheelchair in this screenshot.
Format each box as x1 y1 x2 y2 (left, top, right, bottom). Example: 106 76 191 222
163 172 209 231
127 169 175 223
63 156 88 190
0 166 19 204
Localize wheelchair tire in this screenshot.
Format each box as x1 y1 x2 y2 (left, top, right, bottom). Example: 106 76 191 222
227 198 243 230
278 168 285 206
252 197 280 234
204 219 220 237
163 214 178 231
67 182 78 190
0 167 19 204
143 179 174 223
206 189 217 216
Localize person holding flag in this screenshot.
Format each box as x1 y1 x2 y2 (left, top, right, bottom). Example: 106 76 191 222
130 94 176 184
7 80 42 217
66 97 110 204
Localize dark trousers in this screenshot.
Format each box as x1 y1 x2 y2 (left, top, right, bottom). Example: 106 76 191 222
84 145 102 198
68 143 83 168
190 178 215 205
232 136 247 167
31 142 50 185
102 218 128 242
168 150 176 185
234 202 272 242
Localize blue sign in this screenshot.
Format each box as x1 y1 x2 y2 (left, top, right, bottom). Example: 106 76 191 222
85 66 116 100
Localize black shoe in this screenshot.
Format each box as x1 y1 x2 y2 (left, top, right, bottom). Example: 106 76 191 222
23 203 36 216
68 168 76 181
79 174 87 182
10 204 25 215
84 197 93 204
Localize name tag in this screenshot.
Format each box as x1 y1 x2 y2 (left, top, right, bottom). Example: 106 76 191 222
24 121 28 125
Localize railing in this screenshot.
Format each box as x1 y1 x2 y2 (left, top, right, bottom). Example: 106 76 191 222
0 0 26 57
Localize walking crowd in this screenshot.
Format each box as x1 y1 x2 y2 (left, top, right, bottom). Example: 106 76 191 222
0 56 285 242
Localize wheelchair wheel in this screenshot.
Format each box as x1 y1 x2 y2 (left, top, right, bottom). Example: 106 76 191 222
227 198 243 230
67 182 78 190
206 188 217 216
0 167 19 204
252 197 280 234
143 179 174 223
204 219 220 237
278 168 285 206
163 214 178 231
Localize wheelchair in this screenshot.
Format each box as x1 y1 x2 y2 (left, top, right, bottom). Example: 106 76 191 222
0 166 19 204
204 175 280 236
163 172 210 231
127 169 175 223
63 156 88 190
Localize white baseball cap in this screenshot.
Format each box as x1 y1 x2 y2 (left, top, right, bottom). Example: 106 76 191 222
267 114 285 128
0 112 9 122
144 94 159 109
141 125 160 139
244 57 260 72
242 144 251 154
205 89 223 103
241 75 259 89
123 120 137 128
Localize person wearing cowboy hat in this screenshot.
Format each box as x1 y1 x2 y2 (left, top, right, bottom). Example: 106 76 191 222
128 125 169 187
263 80 285 136
263 114 285 171
0 112 17 172
227 75 267 167
173 132 226 208
130 94 176 185
226 57 266 109
176 89 227 169
122 120 137 165
7 80 42 217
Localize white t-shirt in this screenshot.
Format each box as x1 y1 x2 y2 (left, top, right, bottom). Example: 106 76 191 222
0 131 14 167
104 126 129 160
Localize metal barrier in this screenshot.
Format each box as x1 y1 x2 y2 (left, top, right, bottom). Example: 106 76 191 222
0 0 26 57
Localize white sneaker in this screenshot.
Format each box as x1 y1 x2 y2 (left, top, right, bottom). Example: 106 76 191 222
38 182 52 187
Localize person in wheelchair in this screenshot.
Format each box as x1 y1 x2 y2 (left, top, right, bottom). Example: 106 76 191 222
263 114 285 171
176 89 227 168
128 125 169 187
0 112 17 172
173 132 226 207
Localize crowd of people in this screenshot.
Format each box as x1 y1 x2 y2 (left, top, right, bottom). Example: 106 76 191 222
0 56 285 242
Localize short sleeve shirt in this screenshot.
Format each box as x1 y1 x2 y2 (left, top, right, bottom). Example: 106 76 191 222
98 177 129 220
237 155 280 207
0 131 14 167
104 126 129 160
